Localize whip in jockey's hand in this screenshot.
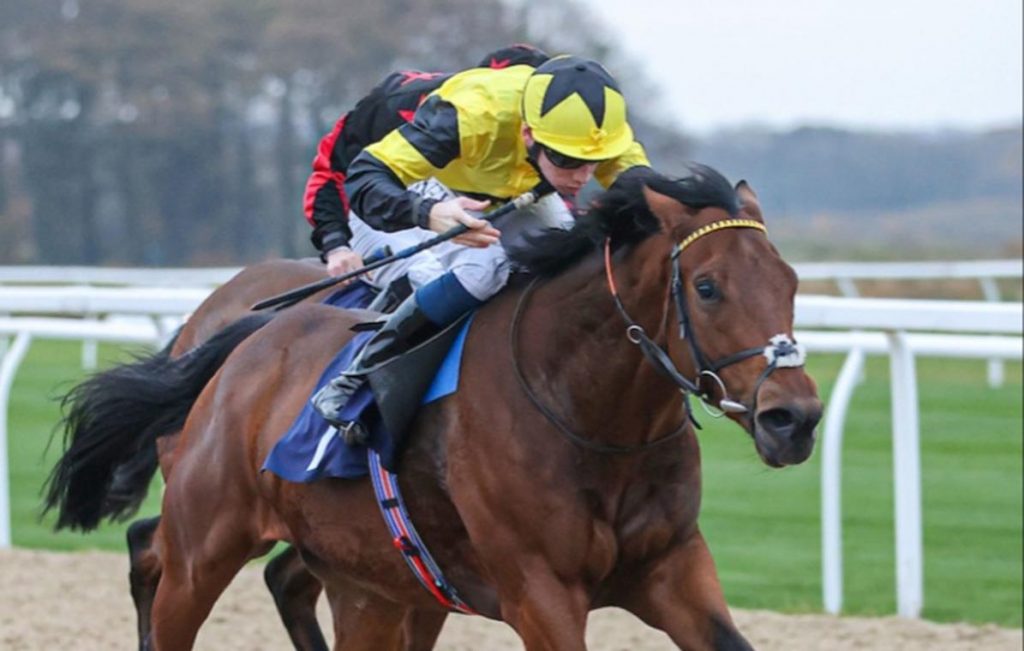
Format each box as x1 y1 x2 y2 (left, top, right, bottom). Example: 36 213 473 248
325 247 364 279
428 197 498 248
304 45 551 291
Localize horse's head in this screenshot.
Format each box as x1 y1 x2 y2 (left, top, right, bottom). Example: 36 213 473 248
639 167 822 467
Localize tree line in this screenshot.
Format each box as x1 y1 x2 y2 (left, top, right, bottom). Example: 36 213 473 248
0 0 687 265
4 1 1017 266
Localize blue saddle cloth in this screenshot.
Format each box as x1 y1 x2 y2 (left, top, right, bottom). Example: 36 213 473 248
321 282 376 310
262 282 472 482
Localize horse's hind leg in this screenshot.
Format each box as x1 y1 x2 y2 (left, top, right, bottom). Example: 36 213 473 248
149 511 268 650
127 515 162 650
148 450 272 650
264 545 328 651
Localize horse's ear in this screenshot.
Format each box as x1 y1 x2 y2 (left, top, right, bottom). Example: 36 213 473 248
735 180 763 222
642 184 687 232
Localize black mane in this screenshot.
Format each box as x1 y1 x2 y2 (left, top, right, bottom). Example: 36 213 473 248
508 164 740 277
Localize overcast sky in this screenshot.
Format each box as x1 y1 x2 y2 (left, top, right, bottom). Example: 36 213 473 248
586 0 1023 134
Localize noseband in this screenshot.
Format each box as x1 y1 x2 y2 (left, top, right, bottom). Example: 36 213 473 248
606 218 806 421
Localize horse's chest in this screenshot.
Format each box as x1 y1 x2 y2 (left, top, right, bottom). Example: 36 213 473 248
588 476 700 567
569 509 681 588
584 519 621 581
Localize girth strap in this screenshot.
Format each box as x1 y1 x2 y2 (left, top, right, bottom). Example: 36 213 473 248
368 449 476 614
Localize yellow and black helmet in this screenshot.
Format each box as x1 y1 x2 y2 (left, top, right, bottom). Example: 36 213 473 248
522 55 634 161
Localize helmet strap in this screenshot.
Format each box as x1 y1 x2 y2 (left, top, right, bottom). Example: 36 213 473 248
526 141 543 170
526 141 559 191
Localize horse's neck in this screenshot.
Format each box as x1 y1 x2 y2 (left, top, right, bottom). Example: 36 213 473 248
522 243 686 446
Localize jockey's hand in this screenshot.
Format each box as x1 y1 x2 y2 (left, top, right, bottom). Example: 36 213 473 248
428 197 499 248
325 247 364 282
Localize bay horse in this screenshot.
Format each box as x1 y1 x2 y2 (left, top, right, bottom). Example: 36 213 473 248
45 258 392 650
147 259 344 650
157 261 447 650
50 165 821 650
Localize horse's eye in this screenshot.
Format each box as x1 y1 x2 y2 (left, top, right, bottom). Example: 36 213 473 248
694 278 720 301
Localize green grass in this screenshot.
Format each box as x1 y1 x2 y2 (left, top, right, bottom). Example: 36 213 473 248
7 340 165 550
5 341 1022 626
698 354 1022 627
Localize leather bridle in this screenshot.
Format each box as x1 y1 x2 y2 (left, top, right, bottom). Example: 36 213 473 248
510 218 806 454
611 219 806 418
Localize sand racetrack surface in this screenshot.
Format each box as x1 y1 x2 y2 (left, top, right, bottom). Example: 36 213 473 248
1 549 1019 650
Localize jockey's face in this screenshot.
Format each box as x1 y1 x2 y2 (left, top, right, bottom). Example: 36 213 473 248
522 126 601 198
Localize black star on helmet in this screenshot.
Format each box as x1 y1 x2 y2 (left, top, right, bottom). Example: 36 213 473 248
538 56 620 127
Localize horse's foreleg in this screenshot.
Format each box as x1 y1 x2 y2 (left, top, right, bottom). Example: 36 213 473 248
264 545 328 651
617 531 754 651
127 515 162 650
399 609 448 651
323 582 409 651
263 547 447 651
499 570 589 651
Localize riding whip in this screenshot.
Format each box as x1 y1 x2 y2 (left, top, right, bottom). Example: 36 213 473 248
251 182 555 311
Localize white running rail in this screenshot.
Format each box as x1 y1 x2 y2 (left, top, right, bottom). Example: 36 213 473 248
0 283 1021 622
793 295 1022 619
795 259 1023 388
0 317 165 548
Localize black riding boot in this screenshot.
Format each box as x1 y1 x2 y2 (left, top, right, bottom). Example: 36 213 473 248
312 295 435 442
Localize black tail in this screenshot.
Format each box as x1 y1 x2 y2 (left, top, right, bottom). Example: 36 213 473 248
43 312 275 531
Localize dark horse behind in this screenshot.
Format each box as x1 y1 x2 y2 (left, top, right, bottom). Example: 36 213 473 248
46 165 821 650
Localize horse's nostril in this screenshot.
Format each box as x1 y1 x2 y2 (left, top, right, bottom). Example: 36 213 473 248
757 408 797 437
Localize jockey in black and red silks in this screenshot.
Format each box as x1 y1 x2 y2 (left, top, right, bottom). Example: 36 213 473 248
303 44 552 273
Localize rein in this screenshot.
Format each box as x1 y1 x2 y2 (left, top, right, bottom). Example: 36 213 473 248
510 276 690 454
510 217 807 454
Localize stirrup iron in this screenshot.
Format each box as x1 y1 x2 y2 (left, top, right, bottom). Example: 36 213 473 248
338 421 368 446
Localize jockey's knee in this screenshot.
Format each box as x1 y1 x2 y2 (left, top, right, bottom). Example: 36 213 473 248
406 253 446 289
451 256 510 302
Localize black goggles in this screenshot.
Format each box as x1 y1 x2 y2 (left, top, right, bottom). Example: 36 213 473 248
539 144 597 170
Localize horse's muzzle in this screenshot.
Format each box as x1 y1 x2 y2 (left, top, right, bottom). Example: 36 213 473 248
752 396 822 467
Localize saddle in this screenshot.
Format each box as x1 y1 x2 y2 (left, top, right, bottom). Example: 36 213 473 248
262 308 473 481
362 312 472 454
